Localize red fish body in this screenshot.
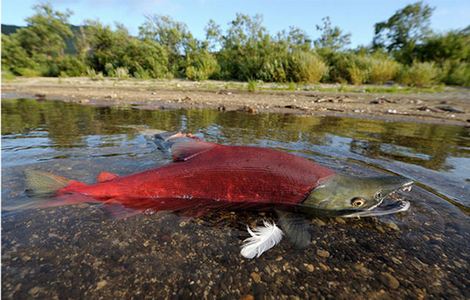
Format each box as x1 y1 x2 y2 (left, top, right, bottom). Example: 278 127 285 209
55 140 335 214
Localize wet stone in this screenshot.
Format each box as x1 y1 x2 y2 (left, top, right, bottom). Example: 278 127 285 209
386 222 400 231
95 280 108 290
317 249 330 258
304 264 315 272
251 272 261 283
379 272 400 289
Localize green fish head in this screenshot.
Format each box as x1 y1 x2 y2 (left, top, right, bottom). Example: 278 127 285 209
303 174 413 217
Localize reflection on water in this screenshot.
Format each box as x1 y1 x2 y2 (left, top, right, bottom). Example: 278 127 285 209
2 99 469 299
2 98 469 206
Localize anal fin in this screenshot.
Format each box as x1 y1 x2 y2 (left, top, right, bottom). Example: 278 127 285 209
276 210 312 249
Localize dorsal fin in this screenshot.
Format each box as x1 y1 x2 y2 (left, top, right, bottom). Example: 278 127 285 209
171 141 216 162
97 171 119 183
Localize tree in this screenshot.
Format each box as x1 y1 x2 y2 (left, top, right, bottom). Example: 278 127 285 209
373 1 434 63
139 15 194 75
417 28 470 63
83 20 130 74
14 3 73 59
2 34 38 75
204 19 222 51
314 17 351 51
276 26 311 52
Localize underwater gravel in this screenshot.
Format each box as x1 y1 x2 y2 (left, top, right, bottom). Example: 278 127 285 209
2 188 469 300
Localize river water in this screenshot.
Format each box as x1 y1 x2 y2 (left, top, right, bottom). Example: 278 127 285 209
2 98 469 299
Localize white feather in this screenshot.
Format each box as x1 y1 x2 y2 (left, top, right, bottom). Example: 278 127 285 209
240 220 284 259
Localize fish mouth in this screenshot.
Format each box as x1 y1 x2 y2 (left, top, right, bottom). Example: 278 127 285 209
343 180 413 218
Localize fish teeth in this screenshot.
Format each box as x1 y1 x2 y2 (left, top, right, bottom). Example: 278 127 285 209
401 185 412 192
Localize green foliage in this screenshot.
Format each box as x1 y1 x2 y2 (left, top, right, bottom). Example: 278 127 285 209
185 51 219 81
417 29 470 63
288 51 328 83
121 39 169 78
115 67 130 79
104 63 115 77
2 34 39 75
16 68 42 77
86 68 104 80
373 1 434 63
247 80 258 92
14 3 73 63
368 54 401 84
139 15 194 76
288 82 297 91
314 17 351 51
442 61 470 86
48 55 86 77
3 2 469 87
2 70 16 80
398 61 439 87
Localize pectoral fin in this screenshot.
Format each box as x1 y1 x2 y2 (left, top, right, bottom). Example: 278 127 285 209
276 210 311 249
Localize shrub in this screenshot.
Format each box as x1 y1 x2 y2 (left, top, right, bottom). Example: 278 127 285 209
17 68 42 77
288 51 328 83
347 64 369 85
368 56 401 84
322 51 357 83
105 63 115 77
2 70 16 80
441 61 470 87
86 68 104 80
133 66 151 79
56 56 87 77
399 61 439 87
288 82 297 91
247 80 258 92
115 67 130 79
185 51 219 81
257 58 288 82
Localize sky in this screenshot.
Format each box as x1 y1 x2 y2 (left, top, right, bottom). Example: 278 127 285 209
2 0 470 47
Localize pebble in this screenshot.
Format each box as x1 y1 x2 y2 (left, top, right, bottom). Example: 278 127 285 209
317 249 330 258
379 272 400 289
334 217 346 224
96 280 108 290
391 257 402 265
353 263 372 275
29 287 41 296
241 295 254 300
386 222 400 231
312 218 326 226
251 272 261 283
304 264 315 272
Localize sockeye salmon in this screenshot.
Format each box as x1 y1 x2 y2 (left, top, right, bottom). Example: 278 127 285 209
23 132 414 257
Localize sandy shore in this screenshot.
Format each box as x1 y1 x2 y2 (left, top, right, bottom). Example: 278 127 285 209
2 77 469 125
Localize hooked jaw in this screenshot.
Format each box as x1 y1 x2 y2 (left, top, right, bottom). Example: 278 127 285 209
343 177 414 217
304 174 414 217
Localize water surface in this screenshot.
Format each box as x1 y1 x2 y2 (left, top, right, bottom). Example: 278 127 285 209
2 99 469 299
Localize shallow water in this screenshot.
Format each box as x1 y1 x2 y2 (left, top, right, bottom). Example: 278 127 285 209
2 98 469 299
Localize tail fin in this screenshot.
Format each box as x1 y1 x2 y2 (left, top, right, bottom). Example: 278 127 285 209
24 169 70 197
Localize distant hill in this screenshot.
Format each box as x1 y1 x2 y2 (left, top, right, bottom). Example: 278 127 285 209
2 24 22 35
2 24 83 54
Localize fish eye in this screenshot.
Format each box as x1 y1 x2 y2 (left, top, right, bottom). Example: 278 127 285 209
351 197 365 208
